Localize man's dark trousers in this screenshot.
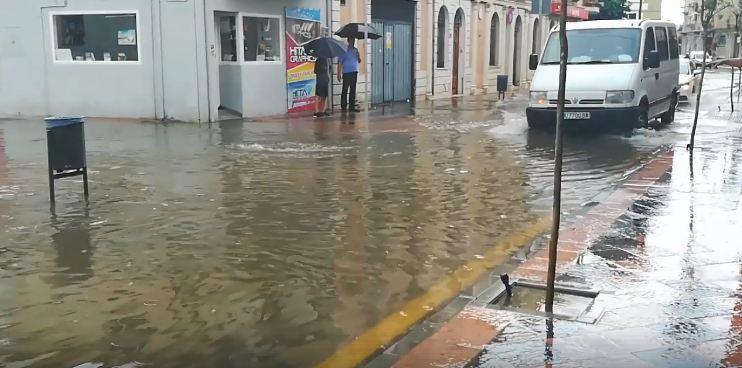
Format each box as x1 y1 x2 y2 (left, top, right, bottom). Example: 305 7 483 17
341 72 358 110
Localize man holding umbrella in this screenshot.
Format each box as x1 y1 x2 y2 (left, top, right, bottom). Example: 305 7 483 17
334 23 381 112
337 38 362 113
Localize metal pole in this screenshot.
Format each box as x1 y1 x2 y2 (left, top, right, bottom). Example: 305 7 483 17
639 0 643 19
545 0 568 314
366 27 369 110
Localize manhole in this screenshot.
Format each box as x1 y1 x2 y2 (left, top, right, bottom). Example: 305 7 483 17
488 281 604 323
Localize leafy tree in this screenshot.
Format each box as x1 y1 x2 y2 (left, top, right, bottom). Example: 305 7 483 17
591 0 630 20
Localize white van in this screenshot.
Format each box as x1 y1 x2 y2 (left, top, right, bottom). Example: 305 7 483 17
526 20 679 130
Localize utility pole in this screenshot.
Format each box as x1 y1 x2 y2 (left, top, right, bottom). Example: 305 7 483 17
545 0 568 314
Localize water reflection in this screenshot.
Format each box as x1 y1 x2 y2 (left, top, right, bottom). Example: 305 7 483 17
50 207 93 286
0 100 667 367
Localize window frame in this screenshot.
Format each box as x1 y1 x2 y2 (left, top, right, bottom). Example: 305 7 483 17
668 26 679 59
217 13 239 65
489 13 500 67
240 12 284 65
655 27 669 61
643 26 656 60
436 7 449 69
49 9 142 65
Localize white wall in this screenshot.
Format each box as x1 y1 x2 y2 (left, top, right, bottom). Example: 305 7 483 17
0 0 207 122
219 64 242 113
205 0 326 118
0 0 48 117
432 0 472 96
42 1 156 119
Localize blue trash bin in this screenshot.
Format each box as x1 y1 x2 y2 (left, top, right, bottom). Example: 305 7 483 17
45 117 88 201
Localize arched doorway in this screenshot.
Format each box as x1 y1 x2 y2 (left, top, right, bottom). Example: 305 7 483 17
452 9 465 94
512 15 522 85
532 18 541 55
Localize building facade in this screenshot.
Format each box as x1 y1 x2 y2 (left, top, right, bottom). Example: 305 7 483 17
680 0 741 59
627 0 661 20
0 0 575 123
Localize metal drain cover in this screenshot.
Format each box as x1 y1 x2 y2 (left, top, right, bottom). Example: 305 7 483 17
489 281 604 323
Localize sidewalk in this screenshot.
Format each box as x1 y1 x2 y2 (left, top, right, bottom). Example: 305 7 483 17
385 127 742 367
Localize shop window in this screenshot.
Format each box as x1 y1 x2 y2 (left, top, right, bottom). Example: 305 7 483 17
489 13 499 66
243 16 281 62
52 12 139 62
219 15 237 62
718 34 728 47
437 7 449 68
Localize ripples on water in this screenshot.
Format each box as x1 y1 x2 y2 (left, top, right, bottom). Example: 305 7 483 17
0 101 679 367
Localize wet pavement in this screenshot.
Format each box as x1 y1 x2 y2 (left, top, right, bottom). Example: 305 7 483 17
385 69 742 368
0 71 736 367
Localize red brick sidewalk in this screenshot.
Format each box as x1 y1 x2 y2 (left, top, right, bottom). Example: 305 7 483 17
393 149 677 368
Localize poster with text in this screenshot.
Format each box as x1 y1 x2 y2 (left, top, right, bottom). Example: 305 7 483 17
285 7 321 113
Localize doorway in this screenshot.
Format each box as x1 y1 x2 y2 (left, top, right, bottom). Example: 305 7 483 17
215 12 243 119
512 16 522 86
371 22 413 104
370 0 415 104
452 9 464 95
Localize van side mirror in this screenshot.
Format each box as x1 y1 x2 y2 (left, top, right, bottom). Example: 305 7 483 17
529 54 539 70
644 51 660 69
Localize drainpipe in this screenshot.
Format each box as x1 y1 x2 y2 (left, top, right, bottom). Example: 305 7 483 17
431 0 435 96
326 0 333 110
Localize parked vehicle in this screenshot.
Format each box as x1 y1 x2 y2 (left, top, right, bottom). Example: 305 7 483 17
527 20 680 130
678 58 700 104
689 51 713 68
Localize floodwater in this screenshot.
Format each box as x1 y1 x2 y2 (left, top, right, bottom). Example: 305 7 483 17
0 74 719 367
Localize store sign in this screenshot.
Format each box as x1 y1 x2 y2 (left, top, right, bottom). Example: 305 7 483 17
285 7 321 113
550 2 590 20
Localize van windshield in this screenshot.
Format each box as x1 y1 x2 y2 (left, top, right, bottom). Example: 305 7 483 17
541 28 642 65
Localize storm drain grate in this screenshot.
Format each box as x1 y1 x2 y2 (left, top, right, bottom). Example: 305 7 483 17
487 281 604 324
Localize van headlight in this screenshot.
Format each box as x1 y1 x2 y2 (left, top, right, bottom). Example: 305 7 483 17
530 91 547 104
605 90 635 104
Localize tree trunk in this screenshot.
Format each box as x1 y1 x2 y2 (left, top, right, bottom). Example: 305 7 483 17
545 0 568 314
690 1 707 151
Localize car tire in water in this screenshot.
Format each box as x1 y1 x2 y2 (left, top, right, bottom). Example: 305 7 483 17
637 101 649 128
661 93 677 125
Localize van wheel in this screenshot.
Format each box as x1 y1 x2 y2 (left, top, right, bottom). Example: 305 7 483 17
661 94 677 125
637 101 649 128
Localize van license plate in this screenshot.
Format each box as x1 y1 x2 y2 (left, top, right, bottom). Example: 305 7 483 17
564 112 590 120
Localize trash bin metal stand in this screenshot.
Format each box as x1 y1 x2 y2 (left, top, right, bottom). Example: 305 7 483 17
45 117 89 202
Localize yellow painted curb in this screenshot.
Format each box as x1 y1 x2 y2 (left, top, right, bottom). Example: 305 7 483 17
316 216 551 368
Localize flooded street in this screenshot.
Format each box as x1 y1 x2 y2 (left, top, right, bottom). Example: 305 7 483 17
0 72 729 367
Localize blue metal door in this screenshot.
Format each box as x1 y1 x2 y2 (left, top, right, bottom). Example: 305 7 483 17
370 20 413 104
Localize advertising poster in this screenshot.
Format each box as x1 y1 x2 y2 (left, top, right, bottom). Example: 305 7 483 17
285 7 321 113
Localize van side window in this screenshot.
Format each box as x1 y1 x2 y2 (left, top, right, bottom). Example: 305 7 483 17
644 27 656 58
655 27 669 61
668 27 679 59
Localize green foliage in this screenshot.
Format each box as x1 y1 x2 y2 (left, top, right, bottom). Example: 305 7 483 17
591 0 630 20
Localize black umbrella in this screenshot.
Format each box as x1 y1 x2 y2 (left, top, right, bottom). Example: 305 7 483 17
303 37 348 58
334 23 382 40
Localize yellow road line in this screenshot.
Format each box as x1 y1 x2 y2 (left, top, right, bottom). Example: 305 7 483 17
316 217 551 368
